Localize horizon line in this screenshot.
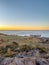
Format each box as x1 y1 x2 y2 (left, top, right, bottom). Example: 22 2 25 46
0 30 49 31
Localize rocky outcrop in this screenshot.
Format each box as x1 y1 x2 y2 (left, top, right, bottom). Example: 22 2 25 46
0 49 49 65
16 49 40 58
0 57 49 65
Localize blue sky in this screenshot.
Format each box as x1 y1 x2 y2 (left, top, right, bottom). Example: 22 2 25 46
0 0 49 29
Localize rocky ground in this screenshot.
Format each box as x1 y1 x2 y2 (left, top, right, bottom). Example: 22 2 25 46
0 33 49 65
0 57 49 65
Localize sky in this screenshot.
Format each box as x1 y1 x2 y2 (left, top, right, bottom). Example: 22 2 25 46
0 0 49 30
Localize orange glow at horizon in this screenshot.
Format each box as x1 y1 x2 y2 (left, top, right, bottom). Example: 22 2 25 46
0 26 49 30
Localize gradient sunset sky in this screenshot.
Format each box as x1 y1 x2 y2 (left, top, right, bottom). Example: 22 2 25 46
0 0 49 30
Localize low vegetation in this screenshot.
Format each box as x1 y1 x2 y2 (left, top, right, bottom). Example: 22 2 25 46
0 34 49 57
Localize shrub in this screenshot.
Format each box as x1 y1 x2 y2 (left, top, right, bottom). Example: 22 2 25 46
6 44 19 51
20 45 32 52
36 46 48 53
0 47 7 54
13 41 19 47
